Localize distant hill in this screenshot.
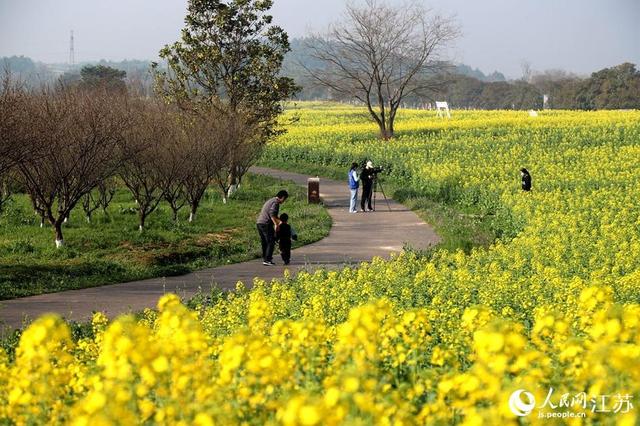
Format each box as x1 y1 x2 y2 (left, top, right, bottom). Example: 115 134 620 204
4 50 637 110
454 64 506 82
282 37 510 101
1 56 55 85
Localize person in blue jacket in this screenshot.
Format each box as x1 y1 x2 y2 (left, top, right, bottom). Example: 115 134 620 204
348 162 359 213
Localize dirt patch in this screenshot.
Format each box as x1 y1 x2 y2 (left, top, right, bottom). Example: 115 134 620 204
108 229 241 266
193 229 239 247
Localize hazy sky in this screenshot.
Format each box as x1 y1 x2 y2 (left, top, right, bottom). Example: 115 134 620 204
0 0 638 77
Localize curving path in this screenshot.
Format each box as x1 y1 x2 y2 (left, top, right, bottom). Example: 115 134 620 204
0 167 439 333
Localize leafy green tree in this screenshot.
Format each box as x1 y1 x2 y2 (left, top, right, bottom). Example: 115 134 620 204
153 0 296 124
153 0 297 198
580 63 640 110
79 65 127 92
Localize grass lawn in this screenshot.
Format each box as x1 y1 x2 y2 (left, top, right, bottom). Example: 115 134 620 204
0 173 331 300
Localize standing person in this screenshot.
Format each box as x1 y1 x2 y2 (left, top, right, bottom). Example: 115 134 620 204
256 190 289 266
360 161 375 212
521 168 532 191
276 213 297 265
348 162 359 213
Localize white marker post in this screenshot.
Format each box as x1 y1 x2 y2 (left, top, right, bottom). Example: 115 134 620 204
435 101 451 118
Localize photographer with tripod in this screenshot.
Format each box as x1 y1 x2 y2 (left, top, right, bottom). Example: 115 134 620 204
360 161 375 212
362 160 390 212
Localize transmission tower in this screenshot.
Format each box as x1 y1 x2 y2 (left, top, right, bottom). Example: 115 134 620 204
69 30 75 66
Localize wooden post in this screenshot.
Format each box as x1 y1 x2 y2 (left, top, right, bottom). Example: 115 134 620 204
308 177 320 204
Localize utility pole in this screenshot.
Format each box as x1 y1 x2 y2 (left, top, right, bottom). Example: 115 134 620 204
69 30 75 66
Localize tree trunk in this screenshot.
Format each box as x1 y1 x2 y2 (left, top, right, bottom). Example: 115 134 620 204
377 120 392 140
387 120 395 139
378 124 392 140
139 211 146 233
38 210 46 228
188 203 198 223
54 221 64 248
387 104 398 139
227 170 239 199
227 183 238 198
172 207 179 222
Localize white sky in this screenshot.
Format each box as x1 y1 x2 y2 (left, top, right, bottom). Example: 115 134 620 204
1 0 638 78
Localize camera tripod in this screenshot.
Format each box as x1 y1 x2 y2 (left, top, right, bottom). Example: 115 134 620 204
372 175 392 212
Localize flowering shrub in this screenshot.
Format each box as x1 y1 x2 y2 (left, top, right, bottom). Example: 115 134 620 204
2 106 640 424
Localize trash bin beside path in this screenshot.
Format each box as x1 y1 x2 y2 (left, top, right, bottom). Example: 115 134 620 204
308 177 320 204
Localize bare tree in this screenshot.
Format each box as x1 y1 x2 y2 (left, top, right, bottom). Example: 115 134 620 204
305 0 458 139
0 75 34 218
81 178 118 222
177 109 228 221
159 133 188 222
211 108 261 203
27 193 47 228
120 102 171 232
97 178 117 217
81 191 101 223
0 74 30 175
225 131 263 200
0 175 14 213
16 86 129 247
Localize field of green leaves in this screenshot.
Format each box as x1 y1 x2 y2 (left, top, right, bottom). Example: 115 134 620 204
2 104 640 424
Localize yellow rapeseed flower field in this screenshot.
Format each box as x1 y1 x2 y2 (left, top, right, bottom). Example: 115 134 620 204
1 104 639 425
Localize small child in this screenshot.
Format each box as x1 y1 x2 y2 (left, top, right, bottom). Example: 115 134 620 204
276 213 297 265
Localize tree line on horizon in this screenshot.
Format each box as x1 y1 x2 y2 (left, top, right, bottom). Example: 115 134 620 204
3 49 639 112
283 39 640 111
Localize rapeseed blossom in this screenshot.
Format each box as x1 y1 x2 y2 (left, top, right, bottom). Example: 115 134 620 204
2 107 640 424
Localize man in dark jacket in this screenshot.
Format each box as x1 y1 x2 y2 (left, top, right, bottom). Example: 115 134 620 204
256 190 288 265
360 161 375 211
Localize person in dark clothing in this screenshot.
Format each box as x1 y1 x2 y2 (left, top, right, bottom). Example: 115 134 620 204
256 190 288 265
360 161 375 212
276 213 297 265
521 168 532 191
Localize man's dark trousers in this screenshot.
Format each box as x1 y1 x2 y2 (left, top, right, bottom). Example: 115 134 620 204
361 182 373 211
257 223 275 262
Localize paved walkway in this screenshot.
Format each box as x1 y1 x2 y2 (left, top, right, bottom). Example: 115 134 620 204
0 167 439 333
